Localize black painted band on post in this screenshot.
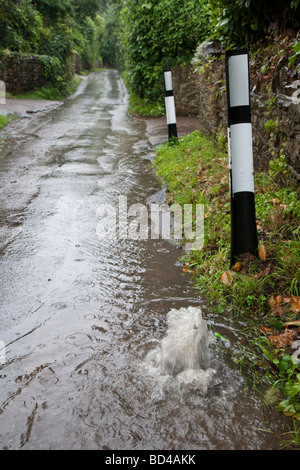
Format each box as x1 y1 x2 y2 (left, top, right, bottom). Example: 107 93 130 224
225 50 258 266
228 105 251 125
165 89 174 97
230 192 258 260
163 70 177 140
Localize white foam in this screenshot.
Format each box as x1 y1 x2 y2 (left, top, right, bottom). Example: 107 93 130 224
145 306 215 396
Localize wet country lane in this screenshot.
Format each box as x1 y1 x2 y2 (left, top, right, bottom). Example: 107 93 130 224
0 70 288 450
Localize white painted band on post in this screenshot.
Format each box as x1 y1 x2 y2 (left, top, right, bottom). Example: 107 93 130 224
0 80 6 105
230 123 254 194
165 96 176 125
227 54 250 107
164 71 173 91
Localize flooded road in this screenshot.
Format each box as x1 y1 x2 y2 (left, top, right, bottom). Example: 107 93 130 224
0 70 287 450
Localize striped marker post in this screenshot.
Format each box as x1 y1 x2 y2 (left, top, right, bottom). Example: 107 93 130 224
163 70 178 140
225 49 258 266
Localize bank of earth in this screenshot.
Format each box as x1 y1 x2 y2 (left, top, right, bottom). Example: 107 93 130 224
146 126 300 446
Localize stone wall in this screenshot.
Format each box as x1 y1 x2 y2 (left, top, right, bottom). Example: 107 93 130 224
172 58 300 188
0 51 98 96
0 51 81 95
0 51 49 95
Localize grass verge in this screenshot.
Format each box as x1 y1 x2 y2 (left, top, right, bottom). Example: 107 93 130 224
0 115 9 130
153 130 300 446
7 75 83 101
128 92 165 117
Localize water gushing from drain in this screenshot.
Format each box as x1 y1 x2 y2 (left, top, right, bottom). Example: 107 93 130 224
146 306 216 395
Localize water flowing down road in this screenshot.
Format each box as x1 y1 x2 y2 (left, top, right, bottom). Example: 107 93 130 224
0 70 288 450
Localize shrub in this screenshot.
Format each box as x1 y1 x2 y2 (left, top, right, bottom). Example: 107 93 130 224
120 0 212 103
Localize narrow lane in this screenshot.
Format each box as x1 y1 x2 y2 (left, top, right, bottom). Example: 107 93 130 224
0 70 287 450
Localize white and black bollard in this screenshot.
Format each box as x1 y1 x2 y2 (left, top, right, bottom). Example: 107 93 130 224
225 49 258 266
163 70 178 140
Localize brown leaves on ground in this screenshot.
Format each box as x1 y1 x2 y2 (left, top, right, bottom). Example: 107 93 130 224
221 253 257 285
182 262 195 275
260 295 300 350
231 261 243 272
259 325 300 349
221 270 233 285
258 243 267 262
269 198 287 210
269 293 300 316
290 296 300 314
269 328 299 349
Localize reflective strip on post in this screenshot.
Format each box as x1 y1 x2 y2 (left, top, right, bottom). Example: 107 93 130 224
225 50 258 266
163 70 177 140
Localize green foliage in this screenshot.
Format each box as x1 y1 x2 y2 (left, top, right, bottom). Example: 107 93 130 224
120 0 212 103
73 0 102 20
128 92 165 117
289 39 300 73
0 0 107 94
154 131 219 205
11 75 82 100
101 2 122 67
0 115 9 130
208 0 300 46
32 0 73 24
119 0 300 106
0 0 44 53
254 336 300 421
264 118 279 134
268 154 288 179
73 14 105 70
39 55 62 81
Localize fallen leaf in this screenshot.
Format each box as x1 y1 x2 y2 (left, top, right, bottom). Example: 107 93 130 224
231 261 243 272
268 294 283 315
240 252 255 262
259 326 273 336
221 271 233 285
269 294 277 307
269 328 298 348
291 295 300 313
282 321 300 327
259 244 267 261
291 295 300 305
273 305 283 316
291 304 300 314
264 387 280 406
197 173 207 182
262 265 271 275
270 198 281 204
182 268 195 274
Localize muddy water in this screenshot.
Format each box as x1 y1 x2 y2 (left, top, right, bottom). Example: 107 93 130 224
0 70 286 450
